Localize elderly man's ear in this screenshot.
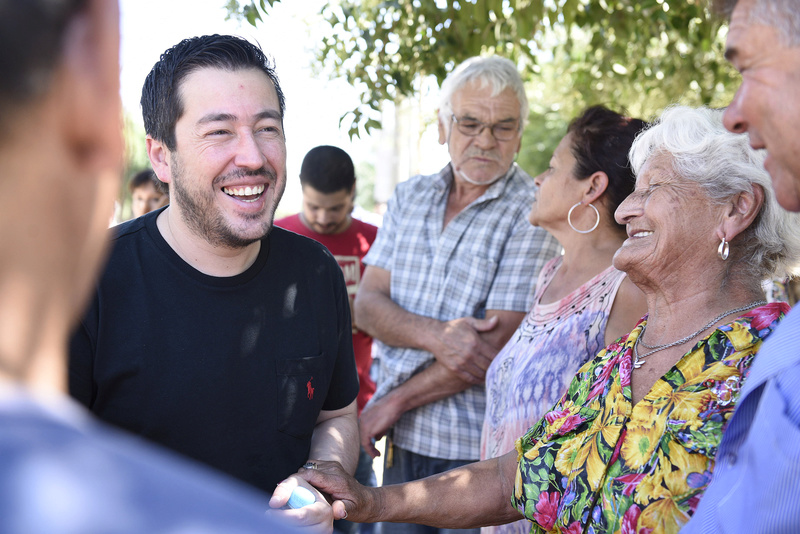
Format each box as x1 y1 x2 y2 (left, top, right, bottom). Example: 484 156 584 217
56 0 123 174
437 112 447 145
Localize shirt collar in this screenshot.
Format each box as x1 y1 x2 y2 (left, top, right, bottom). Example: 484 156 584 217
434 162 518 202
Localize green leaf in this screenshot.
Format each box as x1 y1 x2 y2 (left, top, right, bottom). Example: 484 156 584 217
220 0 737 139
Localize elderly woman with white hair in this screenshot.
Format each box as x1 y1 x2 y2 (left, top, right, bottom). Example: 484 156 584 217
297 105 800 534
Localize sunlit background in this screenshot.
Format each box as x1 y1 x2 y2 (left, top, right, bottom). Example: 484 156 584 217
119 0 448 221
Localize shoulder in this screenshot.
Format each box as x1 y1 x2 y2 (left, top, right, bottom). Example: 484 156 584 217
611 275 647 316
273 213 302 232
268 227 341 280
484 166 536 216
736 304 800 389
106 209 166 256
349 218 378 239
381 173 441 221
99 213 161 274
110 213 150 242
509 164 536 185
539 255 563 278
604 275 647 345
393 171 440 197
738 302 791 338
503 165 537 194
270 226 330 257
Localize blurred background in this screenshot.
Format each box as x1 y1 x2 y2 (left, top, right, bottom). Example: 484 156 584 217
118 0 738 222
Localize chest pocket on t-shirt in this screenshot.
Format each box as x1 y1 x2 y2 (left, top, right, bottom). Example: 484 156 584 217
276 354 327 439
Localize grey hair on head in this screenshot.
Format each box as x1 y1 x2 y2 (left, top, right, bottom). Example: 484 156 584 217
437 56 529 131
629 105 800 281
713 0 800 46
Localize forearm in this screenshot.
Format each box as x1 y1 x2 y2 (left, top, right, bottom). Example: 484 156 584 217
355 289 442 352
388 311 525 411
310 401 359 474
356 266 525 383
383 362 473 413
367 452 522 528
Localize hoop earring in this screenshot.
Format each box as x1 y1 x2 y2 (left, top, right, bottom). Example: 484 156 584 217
567 202 600 234
718 237 730 261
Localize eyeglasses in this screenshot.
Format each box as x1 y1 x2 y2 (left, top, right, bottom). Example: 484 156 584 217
450 114 521 141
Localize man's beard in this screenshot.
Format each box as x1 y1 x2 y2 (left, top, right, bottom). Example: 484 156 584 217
170 155 285 249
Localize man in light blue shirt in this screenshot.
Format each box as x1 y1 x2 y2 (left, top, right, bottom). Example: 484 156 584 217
683 1 800 532
353 56 561 534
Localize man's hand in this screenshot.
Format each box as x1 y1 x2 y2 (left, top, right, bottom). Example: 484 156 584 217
359 393 404 458
356 267 521 384
269 473 335 534
298 460 378 524
430 315 499 383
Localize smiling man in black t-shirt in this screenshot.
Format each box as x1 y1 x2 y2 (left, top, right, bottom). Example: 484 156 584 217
69 34 359 533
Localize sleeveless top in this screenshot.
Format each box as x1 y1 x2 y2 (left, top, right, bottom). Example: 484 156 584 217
480 256 627 534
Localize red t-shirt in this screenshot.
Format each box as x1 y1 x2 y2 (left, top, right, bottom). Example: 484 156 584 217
275 214 378 413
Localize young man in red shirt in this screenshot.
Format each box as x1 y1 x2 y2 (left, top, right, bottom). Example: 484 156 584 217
276 145 379 534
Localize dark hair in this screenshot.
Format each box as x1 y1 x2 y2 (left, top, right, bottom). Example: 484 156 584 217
299 145 356 194
0 0 86 122
129 168 169 196
140 34 285 151
567 105 648 229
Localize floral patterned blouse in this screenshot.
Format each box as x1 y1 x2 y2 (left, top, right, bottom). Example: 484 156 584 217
512 302 789 534
482 258 628 462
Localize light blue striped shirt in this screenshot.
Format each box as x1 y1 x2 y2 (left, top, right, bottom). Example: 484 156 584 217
365 163 561 460
683 305 800 533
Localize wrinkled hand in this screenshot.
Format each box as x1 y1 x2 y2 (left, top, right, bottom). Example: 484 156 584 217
298 460 377 524
359 394 403 458
268 473 335 534
432 316 499 383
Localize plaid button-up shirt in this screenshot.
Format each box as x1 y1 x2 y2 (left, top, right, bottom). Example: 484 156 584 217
364 163 561 460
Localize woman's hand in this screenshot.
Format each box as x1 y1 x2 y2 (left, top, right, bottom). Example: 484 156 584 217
298 460 379 524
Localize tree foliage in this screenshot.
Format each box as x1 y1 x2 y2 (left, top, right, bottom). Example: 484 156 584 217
224 0 281 26
229 1 734 112
227 0 737 172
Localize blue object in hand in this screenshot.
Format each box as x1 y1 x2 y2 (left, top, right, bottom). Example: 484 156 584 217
286 486 316 509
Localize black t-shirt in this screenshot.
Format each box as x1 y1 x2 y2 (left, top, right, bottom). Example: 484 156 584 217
69 208 359 493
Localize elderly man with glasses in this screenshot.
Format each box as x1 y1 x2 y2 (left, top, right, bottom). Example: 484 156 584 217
353 56 560 534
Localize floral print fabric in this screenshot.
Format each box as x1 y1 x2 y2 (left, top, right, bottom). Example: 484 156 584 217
513 302 788 534
482 257 627 462
481 258 627 534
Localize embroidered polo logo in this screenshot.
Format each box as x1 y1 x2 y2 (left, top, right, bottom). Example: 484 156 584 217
307 377 315 400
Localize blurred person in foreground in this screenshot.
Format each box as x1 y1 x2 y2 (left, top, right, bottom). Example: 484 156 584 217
276 145 379 534
355 57 561 534
0 0 295 531
684 0 800 531
479 105 648 534
69 34 359 533
129 168 169 219
300 106 800 534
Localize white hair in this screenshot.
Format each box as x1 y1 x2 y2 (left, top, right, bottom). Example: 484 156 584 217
630 105 800 281
437 56 529 130
716 0 800 46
